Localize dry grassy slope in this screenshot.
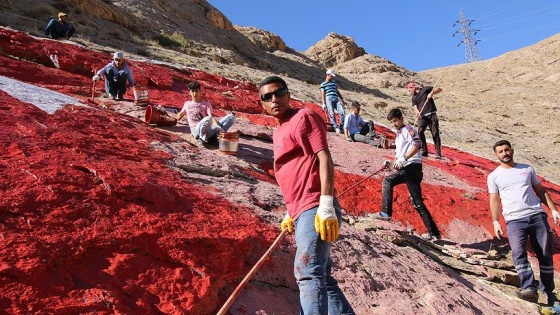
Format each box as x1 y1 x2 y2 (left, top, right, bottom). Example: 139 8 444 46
1 1 559 183
420 33 560 183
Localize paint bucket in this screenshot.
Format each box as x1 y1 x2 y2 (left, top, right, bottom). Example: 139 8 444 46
145 105 177 126
133 86 149 106
218 132 239 155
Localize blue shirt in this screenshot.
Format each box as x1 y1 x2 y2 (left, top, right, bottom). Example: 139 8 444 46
96 62 136 86
344 114 366 135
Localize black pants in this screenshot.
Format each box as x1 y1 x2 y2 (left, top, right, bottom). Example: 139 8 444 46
381 163 440 236
417 113 441 156
104 68 127 97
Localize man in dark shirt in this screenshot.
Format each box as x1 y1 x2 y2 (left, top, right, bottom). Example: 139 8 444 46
44 12 75 40
406 81 442 158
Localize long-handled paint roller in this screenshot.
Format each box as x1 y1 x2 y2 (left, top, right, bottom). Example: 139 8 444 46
216 161 390 314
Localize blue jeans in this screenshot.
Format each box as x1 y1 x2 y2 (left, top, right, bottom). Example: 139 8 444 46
193 114 236 141
326 97 344 130
506 212 555 293
294 199 354 315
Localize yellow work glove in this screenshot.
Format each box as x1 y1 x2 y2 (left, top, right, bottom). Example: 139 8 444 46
281 213 295 234
314 195 339 242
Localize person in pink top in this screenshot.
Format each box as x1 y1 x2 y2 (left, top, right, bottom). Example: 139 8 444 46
175 81 235 146
258 75 354 315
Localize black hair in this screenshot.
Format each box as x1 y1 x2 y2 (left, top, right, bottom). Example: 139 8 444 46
351 101 361 108
387 108 403 120
258 76 288 96
187 81 201 91
493 140 512 152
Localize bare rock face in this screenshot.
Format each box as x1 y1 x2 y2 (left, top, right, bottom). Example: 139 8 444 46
337 54 415 88
206 6 234 31
235 26 287 52
305 32 366 68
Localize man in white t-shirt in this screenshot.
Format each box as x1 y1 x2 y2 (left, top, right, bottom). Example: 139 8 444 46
175 81 235 146
488 139 559 305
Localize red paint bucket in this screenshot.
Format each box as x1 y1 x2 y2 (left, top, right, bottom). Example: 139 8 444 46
218 132 239 155
145 105 177 126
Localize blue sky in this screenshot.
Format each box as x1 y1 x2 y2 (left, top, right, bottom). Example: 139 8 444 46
207 0 560 72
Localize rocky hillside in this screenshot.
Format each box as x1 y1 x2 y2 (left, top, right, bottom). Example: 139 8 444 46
1 0 560 314
3 0 557 184
3 27 558 314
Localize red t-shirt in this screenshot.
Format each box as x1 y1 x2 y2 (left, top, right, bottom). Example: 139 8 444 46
273 108 328 219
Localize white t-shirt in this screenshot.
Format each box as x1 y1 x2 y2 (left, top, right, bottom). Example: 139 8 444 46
487 163 544 222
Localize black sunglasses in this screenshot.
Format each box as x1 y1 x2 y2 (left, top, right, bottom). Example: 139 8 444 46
260 87 288 102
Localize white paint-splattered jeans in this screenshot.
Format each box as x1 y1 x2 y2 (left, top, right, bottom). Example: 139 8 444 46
294 199 355 315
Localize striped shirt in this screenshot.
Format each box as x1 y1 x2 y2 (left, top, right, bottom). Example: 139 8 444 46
320 80 339 98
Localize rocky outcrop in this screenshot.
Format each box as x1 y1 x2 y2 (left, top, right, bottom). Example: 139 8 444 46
235 26 287 52
304 32 366 68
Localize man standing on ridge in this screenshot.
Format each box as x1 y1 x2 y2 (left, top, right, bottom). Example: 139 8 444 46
371 108 441 241
488 139 559 306
259 75 355 314
320 69 345 134
406 81 442 158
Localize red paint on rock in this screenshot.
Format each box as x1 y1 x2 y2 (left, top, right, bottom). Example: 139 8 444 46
2 28 560 313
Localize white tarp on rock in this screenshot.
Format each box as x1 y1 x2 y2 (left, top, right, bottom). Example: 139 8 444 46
0 75 83 114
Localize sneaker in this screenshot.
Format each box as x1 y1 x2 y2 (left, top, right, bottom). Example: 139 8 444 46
339 128 345 134
197 138 205 147
335 128 341 134
116 94 124 101
420 233 442 241
546 291 558 306
514 288 538 303
370 212 391 221
108 93 116 100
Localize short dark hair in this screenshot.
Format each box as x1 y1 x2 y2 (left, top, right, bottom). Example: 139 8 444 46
187 81 201 91
387 108 403 120
493 140 512 152
351 101 361 108
258 76 288 96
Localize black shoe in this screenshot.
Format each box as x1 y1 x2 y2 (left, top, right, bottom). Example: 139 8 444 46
421 151 428 157
514 288 538 303
546 291 558 306
116 94 124 101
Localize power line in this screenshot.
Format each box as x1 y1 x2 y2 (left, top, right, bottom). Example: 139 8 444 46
478 22 560 41
478 4 560 30
472 0 537 21
452 9 482 63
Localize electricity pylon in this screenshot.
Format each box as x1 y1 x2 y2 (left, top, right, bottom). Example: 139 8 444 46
453 9 482 63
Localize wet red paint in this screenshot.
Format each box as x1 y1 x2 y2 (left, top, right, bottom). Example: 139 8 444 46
2 28 560 313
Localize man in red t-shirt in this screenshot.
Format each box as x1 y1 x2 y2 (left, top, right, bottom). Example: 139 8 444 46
258 76 354 314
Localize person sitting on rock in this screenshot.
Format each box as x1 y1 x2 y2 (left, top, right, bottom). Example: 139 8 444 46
343 101 387 148
44 12 75 40
175 81 235 147
92 52 136 101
